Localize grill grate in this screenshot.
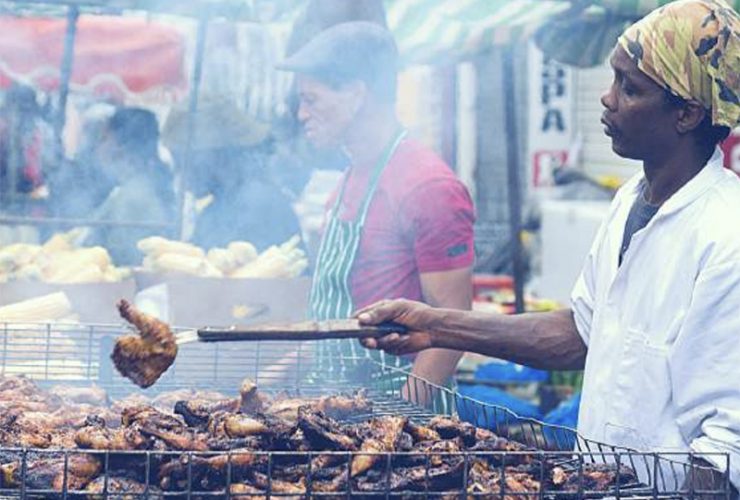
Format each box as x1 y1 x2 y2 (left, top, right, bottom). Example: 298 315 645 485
0 321 731 499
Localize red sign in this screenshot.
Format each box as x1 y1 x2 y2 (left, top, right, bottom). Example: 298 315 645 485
533 150 569 186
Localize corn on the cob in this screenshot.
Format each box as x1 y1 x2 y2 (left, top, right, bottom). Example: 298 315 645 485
0 243 41 271
0 292 73 322
151 253 223 278
227 241 258 265
46 264 105 284
207 248 240 274
13 263 44 281
42 248 110 283
279 235 301 252
41 234 73 253
137 237 204 259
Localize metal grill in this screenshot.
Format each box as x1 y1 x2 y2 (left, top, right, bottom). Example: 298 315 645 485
0 321 732 499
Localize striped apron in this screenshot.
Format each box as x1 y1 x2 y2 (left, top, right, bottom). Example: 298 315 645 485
309 130 410 380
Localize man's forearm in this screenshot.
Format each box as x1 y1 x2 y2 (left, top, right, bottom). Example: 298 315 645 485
413 267 472 386
410 348 463 386
429 308 587 370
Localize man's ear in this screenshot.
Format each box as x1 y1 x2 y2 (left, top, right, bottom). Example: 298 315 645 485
676 101 706 134
345 80 368 114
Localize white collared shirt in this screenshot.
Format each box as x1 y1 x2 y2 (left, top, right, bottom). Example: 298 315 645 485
571 148 740 488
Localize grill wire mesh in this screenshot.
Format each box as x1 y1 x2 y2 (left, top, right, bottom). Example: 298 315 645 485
0 321 731 499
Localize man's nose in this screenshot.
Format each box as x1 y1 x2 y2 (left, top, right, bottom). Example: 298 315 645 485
601 83 616 111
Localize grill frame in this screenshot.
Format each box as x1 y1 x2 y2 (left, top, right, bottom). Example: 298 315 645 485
0 321 731 499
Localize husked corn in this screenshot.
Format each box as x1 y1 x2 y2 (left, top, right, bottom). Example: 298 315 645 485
137 237 205 259
46 264 105 284
0 292 73 322
152 253 223 278
207 248 240 274
227 241 258 265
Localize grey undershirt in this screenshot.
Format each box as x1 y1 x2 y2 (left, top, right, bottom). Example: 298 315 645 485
619 183 660 266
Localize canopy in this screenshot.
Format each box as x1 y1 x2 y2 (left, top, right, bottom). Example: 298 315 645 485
535 0 740 68
387 0 570 65
0 14 187 102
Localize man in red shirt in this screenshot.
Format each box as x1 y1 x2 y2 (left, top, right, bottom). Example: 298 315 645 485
278 22 475 389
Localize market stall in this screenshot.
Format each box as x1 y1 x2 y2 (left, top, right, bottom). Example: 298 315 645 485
0 2 735 497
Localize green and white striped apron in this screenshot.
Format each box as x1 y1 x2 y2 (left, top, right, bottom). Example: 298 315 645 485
309 130 410 381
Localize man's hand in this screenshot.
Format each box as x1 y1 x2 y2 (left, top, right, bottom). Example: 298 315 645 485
355 299 439 355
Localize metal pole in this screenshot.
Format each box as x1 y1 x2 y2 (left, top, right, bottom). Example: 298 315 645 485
54 5 79 166
503 45 526 313
175 15 208 240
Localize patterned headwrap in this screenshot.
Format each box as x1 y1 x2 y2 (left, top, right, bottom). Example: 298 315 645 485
618 0 740 128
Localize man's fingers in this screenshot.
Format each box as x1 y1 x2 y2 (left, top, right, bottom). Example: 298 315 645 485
360 338 378 349
354 299 399 324
373 333 420 356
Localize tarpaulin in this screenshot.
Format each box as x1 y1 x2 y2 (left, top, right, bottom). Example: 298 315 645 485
0 15 186 102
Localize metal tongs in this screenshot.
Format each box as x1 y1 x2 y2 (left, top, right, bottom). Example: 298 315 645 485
175 319 408 345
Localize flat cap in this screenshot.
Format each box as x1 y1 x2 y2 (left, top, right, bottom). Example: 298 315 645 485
277 21 398 87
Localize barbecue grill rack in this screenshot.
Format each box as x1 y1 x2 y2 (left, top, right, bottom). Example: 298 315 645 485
0 321 731 499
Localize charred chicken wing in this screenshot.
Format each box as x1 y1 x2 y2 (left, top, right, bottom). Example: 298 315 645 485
111 299 178 388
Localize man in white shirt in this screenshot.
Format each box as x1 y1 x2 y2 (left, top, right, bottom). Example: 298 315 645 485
356 0 740 495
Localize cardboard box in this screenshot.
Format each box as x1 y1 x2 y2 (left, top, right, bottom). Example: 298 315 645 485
134 272 311 327
0 279 136 324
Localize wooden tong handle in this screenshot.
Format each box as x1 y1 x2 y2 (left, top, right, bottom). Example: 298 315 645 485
196 321 408 342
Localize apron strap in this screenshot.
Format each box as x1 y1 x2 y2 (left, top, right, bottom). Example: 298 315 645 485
330 129 407 223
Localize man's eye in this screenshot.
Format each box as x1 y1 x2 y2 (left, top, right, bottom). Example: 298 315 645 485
621 81 637 95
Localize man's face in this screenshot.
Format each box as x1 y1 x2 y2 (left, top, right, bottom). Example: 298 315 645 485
296 75 361 149
601 46 680 160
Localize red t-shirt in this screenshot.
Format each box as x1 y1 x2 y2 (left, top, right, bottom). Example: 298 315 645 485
325 138 476 310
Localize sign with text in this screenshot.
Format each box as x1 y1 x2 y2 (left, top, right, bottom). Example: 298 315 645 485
527 42 574 187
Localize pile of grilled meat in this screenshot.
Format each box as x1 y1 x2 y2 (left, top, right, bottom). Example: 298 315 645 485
0 375 639 498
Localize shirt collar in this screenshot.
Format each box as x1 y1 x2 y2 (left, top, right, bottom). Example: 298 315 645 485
628 147 726 215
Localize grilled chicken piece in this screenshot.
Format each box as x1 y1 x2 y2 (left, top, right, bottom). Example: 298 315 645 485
240 379 269 414
2 453 101 492
151 388 230 411
428 415 477 445
264 398 304 422
120 405 184 430
159 449 257 491
230 480 311 500
404 420 442 442
0 375 47 398
394 438 464 469
264 391 370 422
174 398 240 427
468 435 536 466
48 429 79 449
206 435 263 451
74 415 149 450
467 461 541 499
230 483 268 499
250 471 306 495
215 413 269 437
355 451 466 493
119 405 209 450
550 463 639 491
111 299 178 388
315 391 371 419
297 407 358 451
86 476 163 499
351 416 407 476
111 393 150 414
139 426 209 451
